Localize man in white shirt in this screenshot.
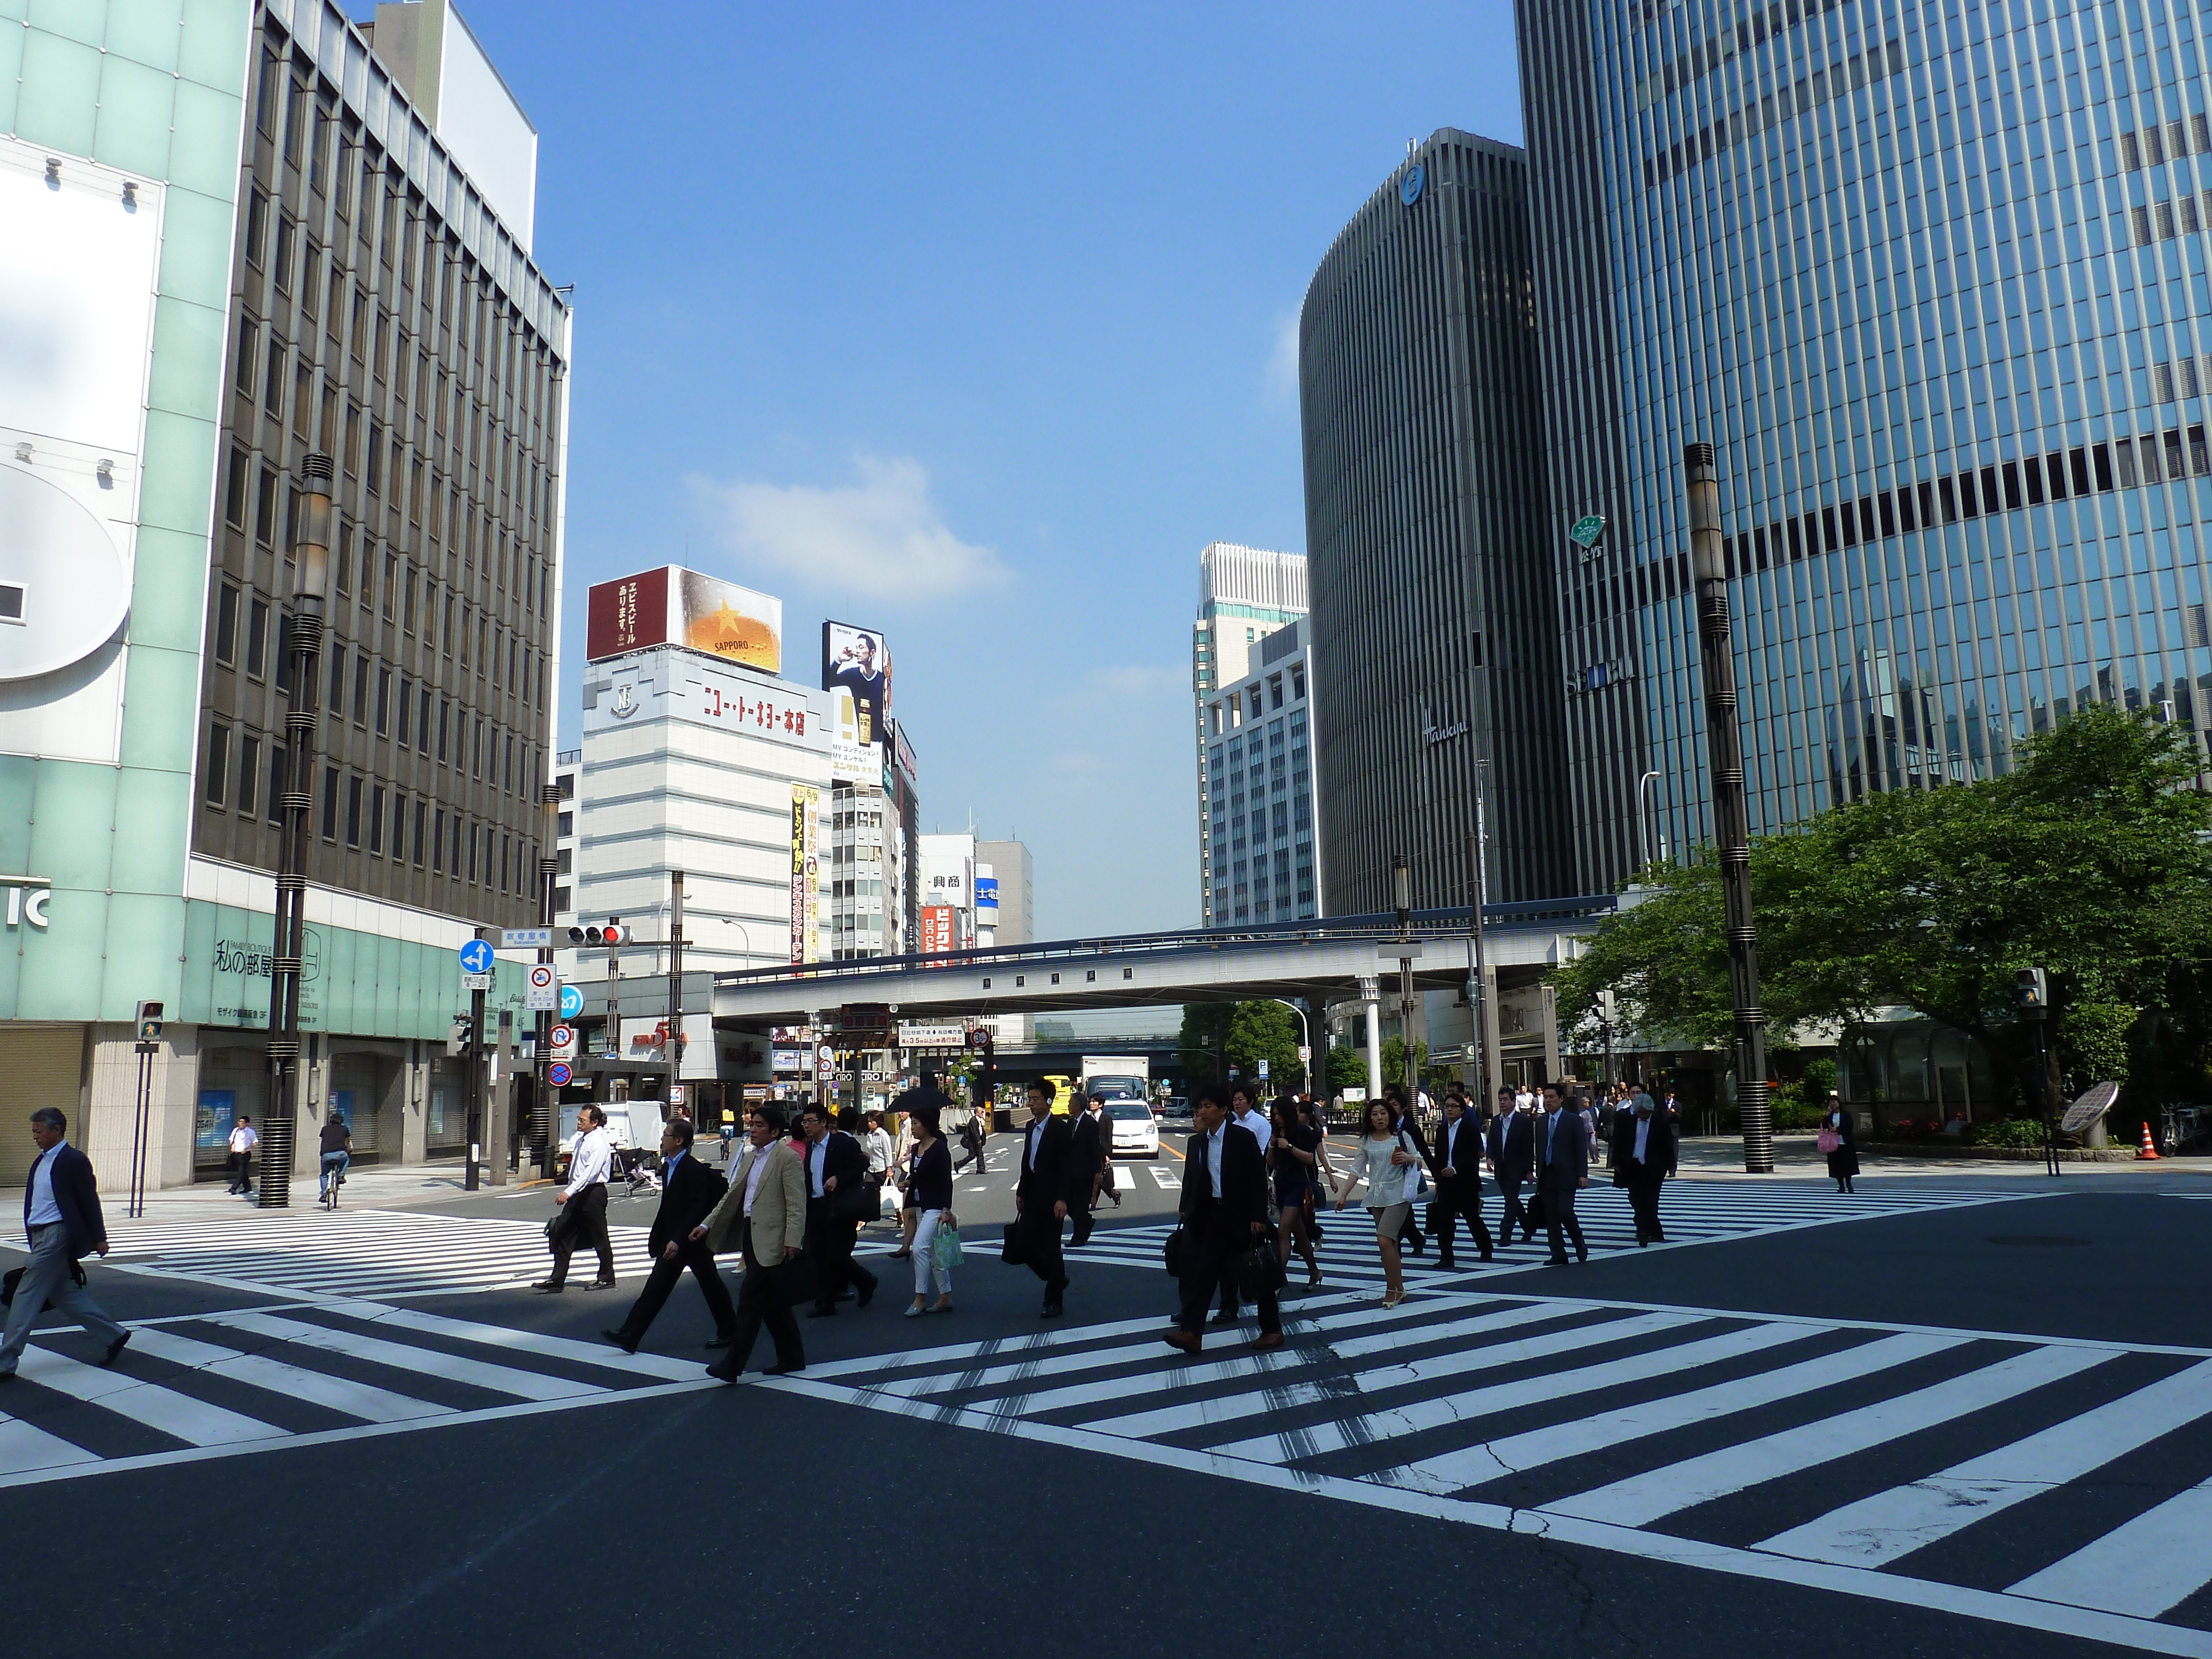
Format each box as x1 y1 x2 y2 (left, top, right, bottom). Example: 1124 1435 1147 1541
535 1105 617 1292
1214 1084 1274 1325
0 1109 130 1378
226 1115 259 1195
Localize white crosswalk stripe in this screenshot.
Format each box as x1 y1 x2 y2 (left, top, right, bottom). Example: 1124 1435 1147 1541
1060 1178 2037 1286
771 1290 2212 1653
0 1299 713 1489
86 1210 658 1301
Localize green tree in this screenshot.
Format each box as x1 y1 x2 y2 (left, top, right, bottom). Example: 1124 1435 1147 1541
1382 1034 1428 1091
1227 1000 1302 1090
1177 1003 1234 1087
1554 706 2212 1115
1327 1044 1370 1094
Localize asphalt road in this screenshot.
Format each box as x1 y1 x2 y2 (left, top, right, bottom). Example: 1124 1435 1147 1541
3 1168 2210 1659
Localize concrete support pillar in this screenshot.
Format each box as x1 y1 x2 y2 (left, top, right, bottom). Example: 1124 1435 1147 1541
1360 976 1383 1102
1541 983 1561 1084
488 1009 514 1185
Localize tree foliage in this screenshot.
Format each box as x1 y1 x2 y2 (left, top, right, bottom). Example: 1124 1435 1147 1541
1178 1000 1307 1090
1327 1044 1370 1093
1553 707 2212 1110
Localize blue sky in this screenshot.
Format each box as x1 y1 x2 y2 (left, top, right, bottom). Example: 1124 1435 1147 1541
439 0 1525 938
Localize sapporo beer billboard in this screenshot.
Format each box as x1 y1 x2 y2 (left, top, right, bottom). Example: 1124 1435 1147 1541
589 566 783 672
789 785 820 963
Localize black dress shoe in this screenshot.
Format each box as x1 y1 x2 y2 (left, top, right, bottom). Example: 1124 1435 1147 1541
855 1281 876 1310
1208 1311 1239 1327
707 1362 739 1384
1041 1302 1064 1319
1479 1250 1494 1262
601 1328 639 1355
101 1332 132 1367
1545 1256 1571 1266
587 1277 617 1291
763 1363 805 1376
532 1280 565 1293
705 1334 735 1350
1437 1257 1458 1270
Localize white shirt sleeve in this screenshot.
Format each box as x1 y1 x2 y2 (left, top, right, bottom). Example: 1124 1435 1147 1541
565 1128 612 1195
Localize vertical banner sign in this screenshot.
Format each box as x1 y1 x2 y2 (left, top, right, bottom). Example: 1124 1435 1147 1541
789 785 821 964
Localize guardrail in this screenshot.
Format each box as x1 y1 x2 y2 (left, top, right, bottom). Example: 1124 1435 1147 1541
715 895 1619 989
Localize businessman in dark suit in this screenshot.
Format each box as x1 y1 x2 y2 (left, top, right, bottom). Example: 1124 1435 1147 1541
1488 1087 1536 1244
1535 1084 1590 1265
1015 1079 1072 1317
1431 1093 1495 1266
0 1108 129 1378
1068 1092 1105 1248
1165 1084 1280 1355
799 1104 877 1316
603 1118 737 1353
1611 1089 1678 1245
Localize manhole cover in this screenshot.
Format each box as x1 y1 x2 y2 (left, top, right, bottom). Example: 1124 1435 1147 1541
1986 1235 2091 1248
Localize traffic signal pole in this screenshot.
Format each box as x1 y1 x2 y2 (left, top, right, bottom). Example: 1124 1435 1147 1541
532 782 559 1177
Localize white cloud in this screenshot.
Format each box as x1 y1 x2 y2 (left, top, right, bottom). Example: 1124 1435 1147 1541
688 455 1010 599
1262 309 1301 406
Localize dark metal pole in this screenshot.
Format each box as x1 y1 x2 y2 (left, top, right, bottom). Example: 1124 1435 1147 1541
532 781 559 1177
668 870 685 1109
1394 854 1417 1105
1683 441 1772 1174
466 975 487 1191
262 452 333 1209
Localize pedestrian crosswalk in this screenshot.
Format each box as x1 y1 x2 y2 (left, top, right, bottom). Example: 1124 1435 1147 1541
0 1298 711 1490
777 1289 2212 1655
92 1211 656 1301
1056 1178 2037 1286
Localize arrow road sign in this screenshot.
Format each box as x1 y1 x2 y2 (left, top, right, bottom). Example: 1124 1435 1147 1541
547 1061 573 1088
559 984 585 1020
550 1025 574 1050
457 938 494 976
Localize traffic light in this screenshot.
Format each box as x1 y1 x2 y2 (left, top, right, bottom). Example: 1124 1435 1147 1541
134 1000 164 1043
2016 967 2049 1013
447 1016 473 1057
566 916 624 947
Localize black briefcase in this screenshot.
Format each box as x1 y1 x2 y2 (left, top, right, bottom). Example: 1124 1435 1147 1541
0 1260 85 1312
773 1251 820 1308
1162 1225 1186 1278
1235 1237 1286 1299
1001 1222 1027 1266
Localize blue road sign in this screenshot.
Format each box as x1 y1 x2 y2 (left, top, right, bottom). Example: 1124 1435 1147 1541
547 1061 573 1087
458 938 494 975
559 983 585 1020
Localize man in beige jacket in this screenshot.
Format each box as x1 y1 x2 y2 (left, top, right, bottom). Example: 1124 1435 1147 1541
693 1102 808 1380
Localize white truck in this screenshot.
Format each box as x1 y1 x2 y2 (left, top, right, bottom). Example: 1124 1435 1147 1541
1079 1055 1157 1159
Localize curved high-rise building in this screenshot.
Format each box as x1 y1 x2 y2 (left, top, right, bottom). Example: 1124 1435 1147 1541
1521 0 2212 886
1299 129 1571 914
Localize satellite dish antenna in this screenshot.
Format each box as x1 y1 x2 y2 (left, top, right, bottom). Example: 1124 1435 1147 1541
2060 1081 2119 1139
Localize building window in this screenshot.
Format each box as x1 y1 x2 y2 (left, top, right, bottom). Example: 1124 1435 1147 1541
432 808 446 872
392 790 408 860
254 467 279 546
326 643 346 714
244 597 270 680
235 735 259 815
368 784 385 854
353 653 370 723
345 774 362 847
375 666 392 735
203 721 230 806
321 765 340 840
214 585 239 665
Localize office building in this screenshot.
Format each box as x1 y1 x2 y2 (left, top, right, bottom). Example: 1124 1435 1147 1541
0 0 566 1188
1517 0 2212 885
1197 623 1322 925
1192 543 1306 923
1298 129 1569 916
917 831 977 952
975 837 1035 946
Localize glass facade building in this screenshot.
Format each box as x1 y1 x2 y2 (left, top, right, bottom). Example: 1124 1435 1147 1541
1520 0 2212 887
1299 129 1570 914
1191 543 1306 924
1198 622 1322 925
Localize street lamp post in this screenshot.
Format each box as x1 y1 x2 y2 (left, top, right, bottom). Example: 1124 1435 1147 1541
1270 997 1310 1089
1682 442 1773 1174
262 452 333 1209
531 781 557 1178
1392 855 1420 1108
1636 770 1661 871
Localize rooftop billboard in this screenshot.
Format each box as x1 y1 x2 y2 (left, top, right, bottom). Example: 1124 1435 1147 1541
587 566 782 672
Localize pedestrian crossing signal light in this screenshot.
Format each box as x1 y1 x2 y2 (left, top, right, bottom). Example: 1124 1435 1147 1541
134 1000 164 1042
447 1018 472 1057
2016 967 2049 1012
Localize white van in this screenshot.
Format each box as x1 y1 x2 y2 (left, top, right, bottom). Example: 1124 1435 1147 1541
555 1100 668 1179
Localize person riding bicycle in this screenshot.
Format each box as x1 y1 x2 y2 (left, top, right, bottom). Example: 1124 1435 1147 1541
319 1112 352 1204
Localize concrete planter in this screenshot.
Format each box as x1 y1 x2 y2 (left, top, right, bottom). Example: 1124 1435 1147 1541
1867 1141 2138 1163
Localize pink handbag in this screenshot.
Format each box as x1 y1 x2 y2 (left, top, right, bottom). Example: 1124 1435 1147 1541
1816 1128 1842 1154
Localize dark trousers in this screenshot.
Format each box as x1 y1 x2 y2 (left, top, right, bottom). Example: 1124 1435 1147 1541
549 1184 614 1285
1626 1170 1667 1240
710 1235 804 1376
807 1201 877 1311
1017 1201 1067 1301
954 1131 986 1175
1540 1177 1588 1261
615 1240 737 1343
1072 1179 1100 1247
1179 1215 1280 1338
227 1150 253 1192
1432 1178 1494 1262
1495 1173 1531 1240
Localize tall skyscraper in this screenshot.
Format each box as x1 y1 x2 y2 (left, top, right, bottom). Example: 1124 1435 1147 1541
1298 129 1569 916
1196 622 1323 925
0 0 566 1187
1519 0 2209 887
1192 544 1307 923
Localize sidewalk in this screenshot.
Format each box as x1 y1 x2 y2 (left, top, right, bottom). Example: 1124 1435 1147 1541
3 1164 556 1230
1674 1133 2212 1180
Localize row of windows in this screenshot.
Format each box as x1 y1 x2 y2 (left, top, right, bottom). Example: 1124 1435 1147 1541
1644 36 1906 187
2119 117 2212 171
1631 0 1854 111
200 721 533 893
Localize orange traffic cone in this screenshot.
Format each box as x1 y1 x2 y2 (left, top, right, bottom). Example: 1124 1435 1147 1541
2137 1120 2161 1160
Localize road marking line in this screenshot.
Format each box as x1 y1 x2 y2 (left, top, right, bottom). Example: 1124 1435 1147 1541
124 1327 456 1425
1148 1167 1181 1190
1217 1318 1794 1466
1546 1343 2114 1527
2008 1475 2212 1618
320 1301 708 1383
210 1312 603 1402
0 1413 103 1475
1378 1330 1954 1495
14 1348 285 1447
1759 1357 2212 1569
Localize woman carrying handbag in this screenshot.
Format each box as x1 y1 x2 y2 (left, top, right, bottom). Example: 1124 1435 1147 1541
904 1102 957 1316
1818 1105 1859 1193
1332 1098 1424 1307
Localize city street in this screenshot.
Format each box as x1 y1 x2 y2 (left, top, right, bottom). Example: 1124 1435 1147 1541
2 1155 2210 1658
